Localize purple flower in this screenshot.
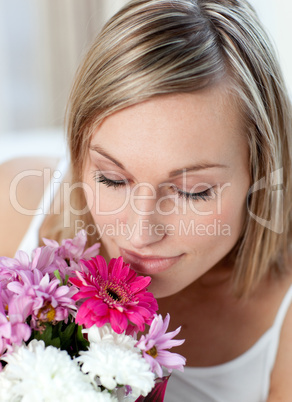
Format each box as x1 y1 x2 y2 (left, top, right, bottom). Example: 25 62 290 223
30 247 58 275
0 246 57 281
136 314 186 377
0 231 100 286
7 270 77 329
0 294 32 357
43 229 100 264
0 313 11 356
42 230 100 281
6 295 32 345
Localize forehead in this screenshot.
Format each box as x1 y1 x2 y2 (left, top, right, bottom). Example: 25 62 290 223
90 84 247 175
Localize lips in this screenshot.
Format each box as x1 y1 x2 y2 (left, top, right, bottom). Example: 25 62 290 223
119 248 184 275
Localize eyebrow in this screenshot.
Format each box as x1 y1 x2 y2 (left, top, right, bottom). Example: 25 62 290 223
89 144 229 177
90 145 125 169
168 163 229 177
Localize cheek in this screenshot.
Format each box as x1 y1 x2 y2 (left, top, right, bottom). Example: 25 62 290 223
220 181 248 237
178 185 247 253
83 176 129 223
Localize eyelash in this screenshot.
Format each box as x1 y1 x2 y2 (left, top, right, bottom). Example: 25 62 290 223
175 187 214 202
94 173 128 189
94 173 214 201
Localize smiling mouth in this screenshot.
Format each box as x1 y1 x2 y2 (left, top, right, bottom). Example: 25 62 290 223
119 248 184 275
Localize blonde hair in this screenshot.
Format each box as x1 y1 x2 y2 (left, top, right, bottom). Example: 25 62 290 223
60 0 292 296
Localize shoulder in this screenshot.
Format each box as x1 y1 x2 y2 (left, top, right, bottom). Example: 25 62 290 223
0 156 60 257
267 272 292 400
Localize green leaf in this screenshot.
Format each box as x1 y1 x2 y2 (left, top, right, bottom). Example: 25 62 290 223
54 269 62 285
76 325 89 350
33 323 53 345
31 323 63 349
49 337 61 348
76 325 84 342
63 322 76 339
59 322 76 350
64 274 69 286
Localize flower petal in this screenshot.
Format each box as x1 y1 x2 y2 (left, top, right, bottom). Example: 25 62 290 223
110 309 128 334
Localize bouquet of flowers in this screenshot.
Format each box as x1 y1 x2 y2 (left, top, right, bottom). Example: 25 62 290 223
0 230 186 401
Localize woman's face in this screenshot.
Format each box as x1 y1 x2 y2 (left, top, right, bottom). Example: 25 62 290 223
82 85 250 297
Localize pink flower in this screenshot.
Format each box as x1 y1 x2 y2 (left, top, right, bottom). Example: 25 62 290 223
0 232 100 286
0 313 12 356
43 229 100 264
0 266 19 291
0 253 30 288
0 294 32 357
0 246 57 281
7 270 77 329
6 295 32 345
43 230 100 281
136 314 186 377
30 246 58 276
69 256 158 334
135 376 170 402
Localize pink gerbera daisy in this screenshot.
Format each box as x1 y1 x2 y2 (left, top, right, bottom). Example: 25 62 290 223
69 256 158 334
136 313 186 377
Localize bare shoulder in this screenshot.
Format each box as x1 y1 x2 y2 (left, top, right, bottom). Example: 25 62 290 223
0 156 60 257
267 269 292 401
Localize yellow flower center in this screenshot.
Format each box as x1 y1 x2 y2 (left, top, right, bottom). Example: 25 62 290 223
146 346 158 359
37 303 56 322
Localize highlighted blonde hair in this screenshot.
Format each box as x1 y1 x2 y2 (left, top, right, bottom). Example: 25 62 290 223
62 0 292 296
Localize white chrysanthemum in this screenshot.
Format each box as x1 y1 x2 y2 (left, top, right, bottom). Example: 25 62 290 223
77 340 155 398
83 324 137 349
0 372 18 402
1 340 115 402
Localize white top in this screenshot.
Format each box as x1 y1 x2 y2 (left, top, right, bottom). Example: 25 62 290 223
17 157 69 255
17 157 292 402
165 285 292 402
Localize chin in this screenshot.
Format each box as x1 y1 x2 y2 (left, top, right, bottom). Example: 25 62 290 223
147 277 186 299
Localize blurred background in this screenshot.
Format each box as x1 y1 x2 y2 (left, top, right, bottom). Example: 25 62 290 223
0 0 291 164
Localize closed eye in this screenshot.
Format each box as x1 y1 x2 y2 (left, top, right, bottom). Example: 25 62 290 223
176 188 215 201
94 172 128 188
94 172 215 202
170 185 216 201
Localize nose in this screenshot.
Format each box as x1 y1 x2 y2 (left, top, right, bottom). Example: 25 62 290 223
127 184 166 249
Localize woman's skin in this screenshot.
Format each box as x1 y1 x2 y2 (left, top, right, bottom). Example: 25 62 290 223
0 156 59 257
0 84 292 399
81 84 292 371
83 84 250 298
